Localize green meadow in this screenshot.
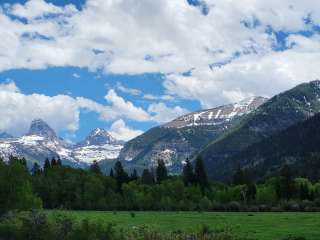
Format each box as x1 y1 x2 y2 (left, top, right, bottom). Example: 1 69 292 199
47 211 320 240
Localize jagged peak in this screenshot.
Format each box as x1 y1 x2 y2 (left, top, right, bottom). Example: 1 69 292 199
76 128 120 147
27 119 57 140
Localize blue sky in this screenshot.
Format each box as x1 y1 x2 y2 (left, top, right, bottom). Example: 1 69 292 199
1 0 320 142
0 67 198 141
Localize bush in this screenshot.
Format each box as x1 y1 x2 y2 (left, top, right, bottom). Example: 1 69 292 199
0 211 255 240
225 201 241 212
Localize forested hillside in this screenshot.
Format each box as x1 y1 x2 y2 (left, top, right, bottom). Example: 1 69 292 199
200 80 320 180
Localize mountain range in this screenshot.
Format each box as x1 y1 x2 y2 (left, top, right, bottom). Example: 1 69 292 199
0 119 123 167
1 80 320 181
118 96 267 173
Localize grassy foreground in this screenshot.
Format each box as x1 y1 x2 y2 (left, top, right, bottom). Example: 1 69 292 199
47 211 320 240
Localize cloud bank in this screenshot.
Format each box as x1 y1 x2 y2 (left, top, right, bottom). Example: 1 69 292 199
1 0 320 139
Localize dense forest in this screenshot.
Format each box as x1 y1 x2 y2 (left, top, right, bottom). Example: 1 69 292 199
1 155 320 214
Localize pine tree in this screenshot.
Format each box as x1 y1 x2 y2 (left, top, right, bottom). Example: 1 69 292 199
141 169 155 185
20 157 27 168
90 160 102 175
233 167 246 185
56 157 62 167
156 159 168 184
194 156 208 190
183 159 194 186
130 169 138 181
44 158 51 170
51 157 57 167
277 164 295 200
109 168 114 177
31 162 41 175
114 161 129 192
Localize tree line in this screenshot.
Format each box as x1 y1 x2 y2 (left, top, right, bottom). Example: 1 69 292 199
1 155 320 213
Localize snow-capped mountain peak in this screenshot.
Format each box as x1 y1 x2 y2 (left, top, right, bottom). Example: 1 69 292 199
164 96 267 128
73 128 123 164
27 119 57 140
0 121 124 167
77 128 118 147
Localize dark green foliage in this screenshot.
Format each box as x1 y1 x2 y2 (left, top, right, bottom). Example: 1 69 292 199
57 157 62 167
51 157 57 167
141 169 155 185
109 168 114 177
130 169 138 181
114 161 129 192
277 164 295 200
194 156 208 190
0 159 42 214
44 158 51 171
183 159 194 186
1 154 320 213
32 162 41 175
233 168 247 185
89 160 102 175
156 160 168 184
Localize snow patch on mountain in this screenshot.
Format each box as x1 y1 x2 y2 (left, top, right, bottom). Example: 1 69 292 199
164 96 267 128
73 144 123 164
0 120 124 166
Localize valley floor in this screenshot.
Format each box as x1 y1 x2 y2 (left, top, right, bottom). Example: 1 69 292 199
47 211 320 240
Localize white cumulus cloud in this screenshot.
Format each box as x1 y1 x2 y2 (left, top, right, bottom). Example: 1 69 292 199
148 102 189 123
109 119 143 141
1 0 320 107
0 82 152 136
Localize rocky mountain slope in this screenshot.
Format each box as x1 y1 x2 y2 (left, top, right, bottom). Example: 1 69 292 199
199 80 320 181
0 119 123 167
118 96 267 173
72 128 123 164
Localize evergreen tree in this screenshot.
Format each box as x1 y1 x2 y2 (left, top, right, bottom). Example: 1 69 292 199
141 169 155 185
56 157 62 166
31 162 41 175
44 158 51 171
233 167 246 185
0 157 42 213
8 155 19 165
130 169 138 181
20 157 27 168
109 168 114 177
194 156 208 190
156 159 168 184
277 164 295 200
90 160 102 175
183 159 194 186
50 157 57 167
114 161 129 192
246 183 257 201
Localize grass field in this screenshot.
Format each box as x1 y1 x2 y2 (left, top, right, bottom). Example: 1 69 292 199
47 211 320 240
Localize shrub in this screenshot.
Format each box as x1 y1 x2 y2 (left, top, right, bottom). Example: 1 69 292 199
225 201 241 212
